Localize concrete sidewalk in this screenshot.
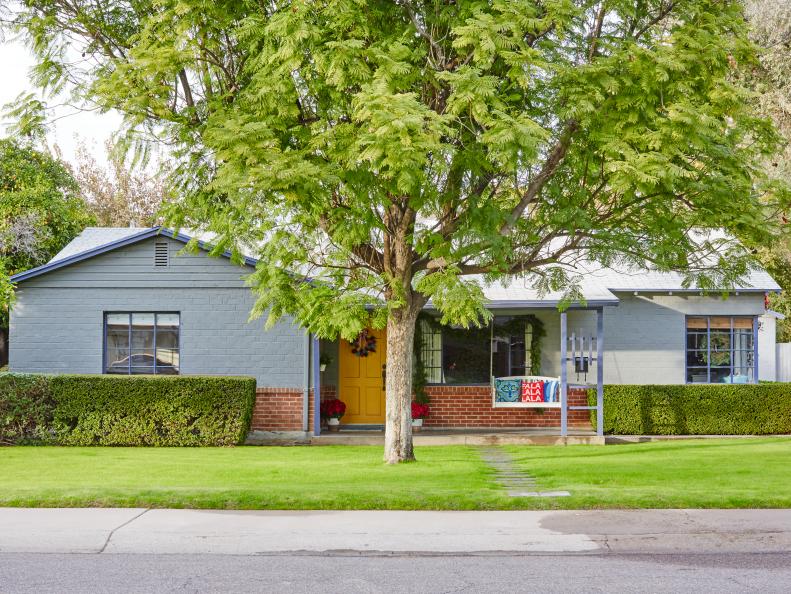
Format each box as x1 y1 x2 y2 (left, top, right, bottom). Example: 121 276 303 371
1 508 790 555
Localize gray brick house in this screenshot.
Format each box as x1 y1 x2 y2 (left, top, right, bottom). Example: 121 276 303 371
8 226 782 436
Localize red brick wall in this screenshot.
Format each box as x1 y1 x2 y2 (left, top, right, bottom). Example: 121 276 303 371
251 388 303 431
423 386 591 429
252 386 337 432
253 384 591 431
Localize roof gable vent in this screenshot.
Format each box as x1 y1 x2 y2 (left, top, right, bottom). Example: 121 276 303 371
154 241 169 267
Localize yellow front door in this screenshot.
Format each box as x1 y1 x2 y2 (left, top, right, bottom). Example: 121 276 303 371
339 328 386 424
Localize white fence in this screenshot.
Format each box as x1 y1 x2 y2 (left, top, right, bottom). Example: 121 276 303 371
776 343 791 382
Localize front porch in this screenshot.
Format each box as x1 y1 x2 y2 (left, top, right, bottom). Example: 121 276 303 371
312 306 608 439
248 306 609 440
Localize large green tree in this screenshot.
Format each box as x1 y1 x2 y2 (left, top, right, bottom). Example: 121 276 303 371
744 1 791 338
8 0 789 461
0 138 94 326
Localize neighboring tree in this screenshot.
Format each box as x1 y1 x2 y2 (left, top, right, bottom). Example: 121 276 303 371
0 137 94 326
8 1 790 462
745 1 791 339
72 139 166 227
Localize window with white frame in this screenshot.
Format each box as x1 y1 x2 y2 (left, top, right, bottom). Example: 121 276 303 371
686 316 755 384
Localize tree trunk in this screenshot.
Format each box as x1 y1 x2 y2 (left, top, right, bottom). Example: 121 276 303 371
383 305 420 464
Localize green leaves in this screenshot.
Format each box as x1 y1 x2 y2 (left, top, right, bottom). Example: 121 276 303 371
415 269 491 328
0 373 256 446
352 81 448 194
2 93 49 142
594 384 791 435
0 138 95 325
7 0 788 338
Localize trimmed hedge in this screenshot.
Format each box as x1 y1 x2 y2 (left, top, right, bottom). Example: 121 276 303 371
0 373 256 446
588 384 791 435
0 374 56 445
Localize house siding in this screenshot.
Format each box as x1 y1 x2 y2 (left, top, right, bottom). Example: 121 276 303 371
9 236 306 387
534 293 767 384
758 313 777 381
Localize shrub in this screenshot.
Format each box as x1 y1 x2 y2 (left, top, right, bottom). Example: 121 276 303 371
0 373 57 445
588 384 791 435
0 373 256 446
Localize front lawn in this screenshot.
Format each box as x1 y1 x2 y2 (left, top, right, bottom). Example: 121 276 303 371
0 446 500 510
1 438 790 509
508 437 791 508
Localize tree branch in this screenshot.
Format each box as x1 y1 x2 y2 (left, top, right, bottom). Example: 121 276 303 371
178 69 195 109
397 0 445 68
588 2 607 61
632 1 677 40
500 120 578 236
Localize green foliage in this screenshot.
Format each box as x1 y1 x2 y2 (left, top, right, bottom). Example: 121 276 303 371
7 0 789 339
0 374 256 446
524 315 546 375
0 138 94 325
588 384 791 435
412 315 430 404
2 93 49 142
744 2 791 341
0 373 55 445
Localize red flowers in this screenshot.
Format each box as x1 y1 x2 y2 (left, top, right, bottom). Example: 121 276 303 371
320 398 346 419
411 401 430 420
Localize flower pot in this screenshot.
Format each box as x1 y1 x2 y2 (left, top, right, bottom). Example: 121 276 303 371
320 364 327 372
328 417 341 432
412 418 423 433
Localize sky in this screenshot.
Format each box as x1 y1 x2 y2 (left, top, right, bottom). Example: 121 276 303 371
0 31 123 166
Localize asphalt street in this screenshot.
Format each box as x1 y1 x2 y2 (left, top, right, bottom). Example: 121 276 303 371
2 551 791 593
0 509 789 593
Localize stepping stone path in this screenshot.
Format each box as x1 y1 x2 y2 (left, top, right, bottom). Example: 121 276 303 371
478 446 571 498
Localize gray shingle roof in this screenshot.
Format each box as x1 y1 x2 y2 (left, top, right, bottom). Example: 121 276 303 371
476 263 779 308
43 227 781 301
579 264 780 293
50 227 148 262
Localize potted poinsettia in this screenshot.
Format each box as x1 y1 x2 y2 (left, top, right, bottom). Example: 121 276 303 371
320 398 346 431
411 402 430 432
